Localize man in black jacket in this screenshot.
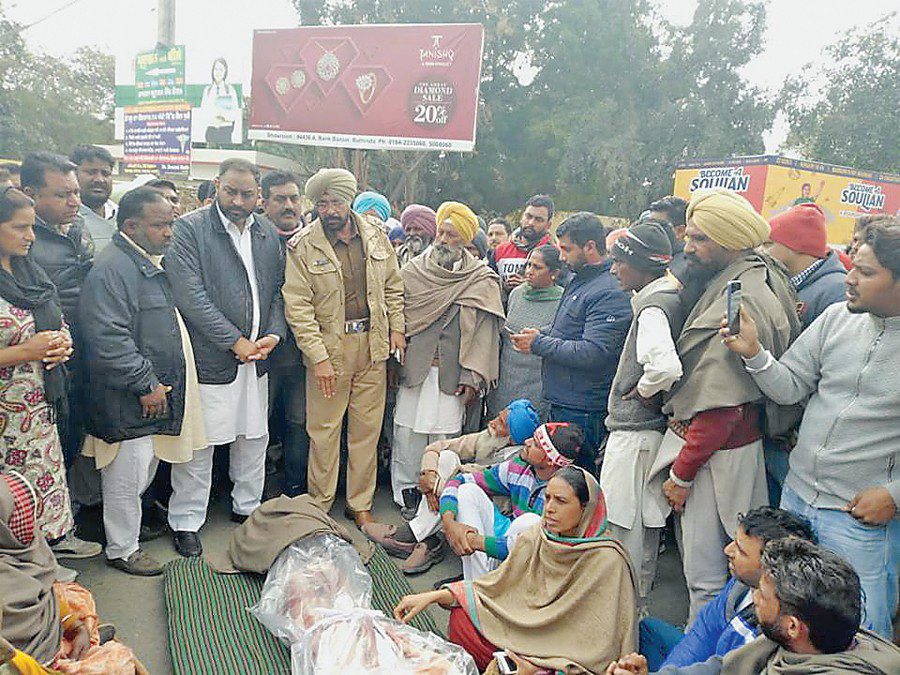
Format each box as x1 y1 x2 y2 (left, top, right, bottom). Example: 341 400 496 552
80 187 208 575
165 158 288 557
21 152 102 560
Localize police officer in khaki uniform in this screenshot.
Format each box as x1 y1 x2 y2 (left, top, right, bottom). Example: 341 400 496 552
283 168 405 527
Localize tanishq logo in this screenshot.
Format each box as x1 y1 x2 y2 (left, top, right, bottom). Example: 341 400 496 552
420 34 455 67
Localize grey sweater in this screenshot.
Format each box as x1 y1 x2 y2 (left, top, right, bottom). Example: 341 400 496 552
743 302 900 510
486 284 561 419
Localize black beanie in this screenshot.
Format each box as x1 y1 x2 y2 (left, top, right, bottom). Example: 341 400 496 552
611 221 673 272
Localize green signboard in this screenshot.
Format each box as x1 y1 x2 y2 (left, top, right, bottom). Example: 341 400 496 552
135 45 186 102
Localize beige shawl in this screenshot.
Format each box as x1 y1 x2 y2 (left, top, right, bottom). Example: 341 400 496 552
664 252 800 433
402 249 505 384
723 631 900 674
452 468 637 673
0 473 61 664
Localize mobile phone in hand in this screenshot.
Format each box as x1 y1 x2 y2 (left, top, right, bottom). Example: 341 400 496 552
726 280 742 335
494 651 518 674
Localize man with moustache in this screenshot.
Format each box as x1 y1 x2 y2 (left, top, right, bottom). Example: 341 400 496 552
388 202 505 513
649 189 799 624
493 194 555 292
260 170 309 496
79 187 207 575
724 218 900 639
283 168 404 527
397 204 437 267
607 539 900 674
21 152 103 546
165 158 288 557
70 145 117 252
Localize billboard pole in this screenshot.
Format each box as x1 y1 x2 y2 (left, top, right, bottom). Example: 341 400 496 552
157 0 175 48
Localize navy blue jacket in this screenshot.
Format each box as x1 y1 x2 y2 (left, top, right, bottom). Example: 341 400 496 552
796 251 846 330
532 259 632 411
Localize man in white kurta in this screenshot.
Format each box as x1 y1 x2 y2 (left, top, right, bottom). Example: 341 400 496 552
165 159 288 557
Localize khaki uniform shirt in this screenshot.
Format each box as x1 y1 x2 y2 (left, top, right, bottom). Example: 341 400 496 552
325 221 369 320
283 212 404 373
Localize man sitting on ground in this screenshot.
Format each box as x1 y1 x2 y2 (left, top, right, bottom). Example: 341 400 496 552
639 507 817 671
607 539 900 674
439 422 584 582
363 399 539 575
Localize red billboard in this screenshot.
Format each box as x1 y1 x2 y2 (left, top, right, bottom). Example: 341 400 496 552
249 24 484 152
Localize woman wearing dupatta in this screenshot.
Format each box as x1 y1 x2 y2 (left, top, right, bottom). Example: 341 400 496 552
0 472 144 674
395 466 637 674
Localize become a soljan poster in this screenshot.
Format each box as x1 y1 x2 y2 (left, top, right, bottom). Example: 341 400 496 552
248 24 484 152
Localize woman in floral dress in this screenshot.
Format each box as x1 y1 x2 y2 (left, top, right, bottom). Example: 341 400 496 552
0 187 75 540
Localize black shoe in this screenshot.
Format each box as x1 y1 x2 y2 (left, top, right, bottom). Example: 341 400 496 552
230 511 248 524
139 521 169 542
173 531 202 558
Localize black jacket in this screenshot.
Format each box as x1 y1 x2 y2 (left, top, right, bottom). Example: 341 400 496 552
165 204 288 384
30 215 94 335
79 232 186 443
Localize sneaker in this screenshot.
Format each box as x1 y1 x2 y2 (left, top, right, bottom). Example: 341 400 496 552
50 532 102 559
56 564 78 582
402 540 446 576
360 522 416 558
107 549 164 577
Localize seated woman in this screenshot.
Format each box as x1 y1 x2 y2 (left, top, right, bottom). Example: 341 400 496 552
0 472 144 674
394 466 637 673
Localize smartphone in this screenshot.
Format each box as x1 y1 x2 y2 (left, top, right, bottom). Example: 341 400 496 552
494 651 518 675
726 280 742 335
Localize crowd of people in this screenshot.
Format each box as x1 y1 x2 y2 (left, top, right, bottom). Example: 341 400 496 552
0 145 898 673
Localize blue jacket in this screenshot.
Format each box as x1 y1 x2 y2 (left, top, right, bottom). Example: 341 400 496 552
662 578 758 668
532 259 632 411
796 251 846 330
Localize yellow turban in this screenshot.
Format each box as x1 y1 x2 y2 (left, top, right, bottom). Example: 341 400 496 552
304 168 358 204
686 188 771 251
435 201 478 244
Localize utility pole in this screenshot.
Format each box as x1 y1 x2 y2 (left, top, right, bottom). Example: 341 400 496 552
157 0 176 48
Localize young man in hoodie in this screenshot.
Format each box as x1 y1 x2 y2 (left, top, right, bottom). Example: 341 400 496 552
724 218 900 639
764 203 846 330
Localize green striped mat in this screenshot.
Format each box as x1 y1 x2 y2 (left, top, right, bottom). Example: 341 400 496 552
164 546 442 675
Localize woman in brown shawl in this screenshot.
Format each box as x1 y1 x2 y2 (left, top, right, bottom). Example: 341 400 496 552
394 467 637 673
1 471 144 673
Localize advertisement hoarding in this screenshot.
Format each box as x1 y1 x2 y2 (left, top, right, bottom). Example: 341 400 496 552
123 103 192 178
674 156 900 245
248 23 484 152
116 56 244 146
135 45 186 103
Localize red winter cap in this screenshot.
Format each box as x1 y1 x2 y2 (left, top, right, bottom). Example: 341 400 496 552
769 203 829 258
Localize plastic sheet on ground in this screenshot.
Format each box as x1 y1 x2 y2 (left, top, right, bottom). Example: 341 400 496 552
248 533 372 645
291 608 478 675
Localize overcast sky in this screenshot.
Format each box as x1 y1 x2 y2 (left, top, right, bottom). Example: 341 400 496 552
6 0 897 151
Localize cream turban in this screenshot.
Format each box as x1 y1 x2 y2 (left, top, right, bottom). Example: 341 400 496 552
686 188 770 251
304 168 358 204
435 201 478 244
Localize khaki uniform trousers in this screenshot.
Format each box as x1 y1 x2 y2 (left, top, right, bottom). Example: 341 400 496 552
306 332 386 512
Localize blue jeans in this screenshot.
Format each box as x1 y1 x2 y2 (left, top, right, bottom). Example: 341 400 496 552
639 617 684 671
781 484 899 639
548 404 607 474
763 437 790 506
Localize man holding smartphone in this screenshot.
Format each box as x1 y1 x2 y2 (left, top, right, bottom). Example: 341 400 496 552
653 188 800 623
